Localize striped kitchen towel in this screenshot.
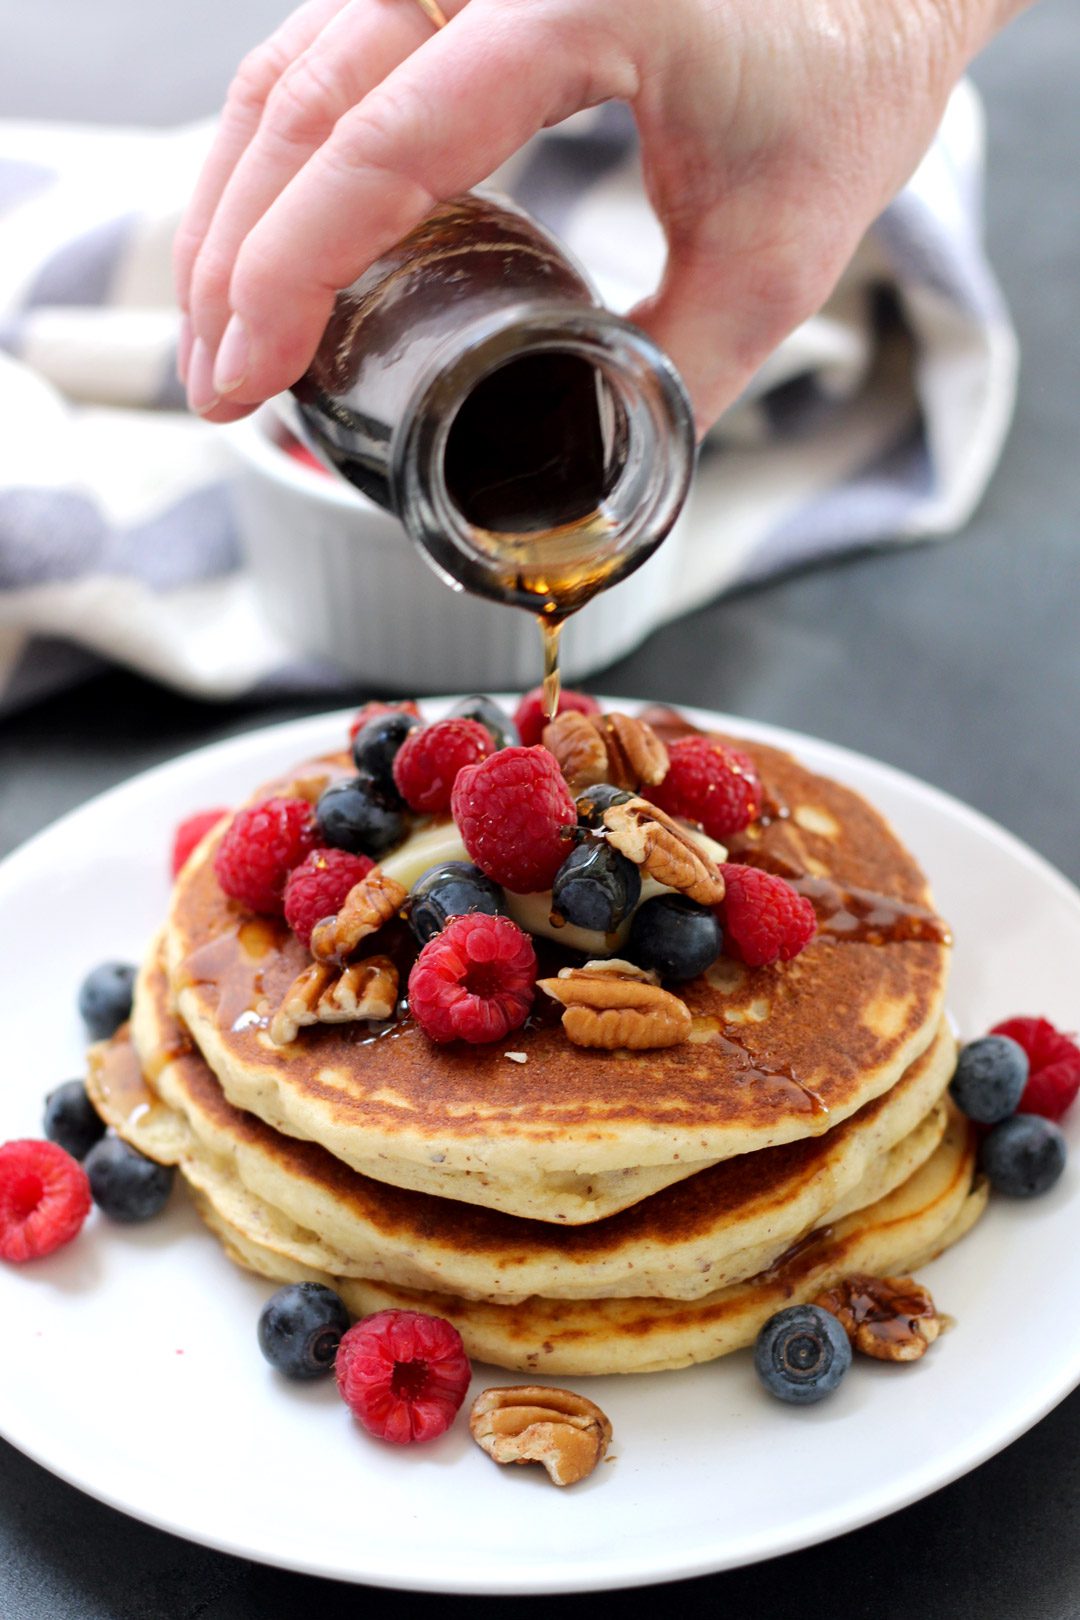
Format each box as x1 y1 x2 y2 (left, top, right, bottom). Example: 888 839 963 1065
0 81 1016 712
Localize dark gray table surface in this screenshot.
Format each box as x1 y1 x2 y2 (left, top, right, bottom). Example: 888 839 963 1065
2 3 1079 1616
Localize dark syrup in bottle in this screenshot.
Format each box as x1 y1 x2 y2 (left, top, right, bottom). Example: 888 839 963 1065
288 193 694 715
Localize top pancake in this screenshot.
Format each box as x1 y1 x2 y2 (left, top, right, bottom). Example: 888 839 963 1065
163 723 951 1221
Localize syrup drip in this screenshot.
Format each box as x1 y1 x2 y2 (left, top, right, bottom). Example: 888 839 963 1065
793 875 951 947
90 1036 171 1132
355 998 416 1046
540 616 563 721
144 1035 195 1085
178 920 290 1032
689 1018 829 1118
761 1223 836 1281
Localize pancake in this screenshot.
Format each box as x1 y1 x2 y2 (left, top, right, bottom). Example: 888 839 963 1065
89 940 955 1304
193 1115 986 1375
163 731 951 1223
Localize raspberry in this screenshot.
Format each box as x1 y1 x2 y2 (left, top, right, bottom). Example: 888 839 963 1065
171 808 229 878
348 700 422 745
336 1309 471 1444
513 685 600 748
408 913 537 1044
213 797 319 915
718 863 816 968
650 736 763 840
392 718 493 814
451 746 576 893
990 1016 1080 1122
0 1140 92 1263
283 848 374 948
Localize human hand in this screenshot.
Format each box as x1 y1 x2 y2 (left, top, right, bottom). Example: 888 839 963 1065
177 0 1022 435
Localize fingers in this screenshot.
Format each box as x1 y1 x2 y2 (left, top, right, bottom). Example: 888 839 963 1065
187 0 473 407
195 1 636 421
174 0 349 370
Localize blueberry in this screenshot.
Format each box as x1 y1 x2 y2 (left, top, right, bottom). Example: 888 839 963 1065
257 1282 351 1380
449 695 519 750
316 776 406 858
980 1113 1067 1198
950 1035 1029 1124
552 841 641 933
351 712 418 795
575 784 634 828
754 1305 852 1404
43 1080 106 1161
84 1136 174 1222
409 861 505 945
77 961 137 1040
627 894 721 981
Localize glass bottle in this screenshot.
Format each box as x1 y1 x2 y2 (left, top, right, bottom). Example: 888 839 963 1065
287 192 695 624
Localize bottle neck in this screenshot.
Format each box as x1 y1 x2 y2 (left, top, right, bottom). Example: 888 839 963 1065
393 302 695 616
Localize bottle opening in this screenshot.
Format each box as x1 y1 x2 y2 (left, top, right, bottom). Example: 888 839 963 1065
398 307 694 619
443 351 618 535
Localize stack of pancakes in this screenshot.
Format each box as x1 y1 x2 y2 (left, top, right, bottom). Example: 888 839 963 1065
87 727 987 1374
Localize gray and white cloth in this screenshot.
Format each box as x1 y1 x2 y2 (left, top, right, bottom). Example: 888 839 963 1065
0 83 1017 714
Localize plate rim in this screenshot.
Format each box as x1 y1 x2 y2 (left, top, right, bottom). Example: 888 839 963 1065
3 697 1080 1594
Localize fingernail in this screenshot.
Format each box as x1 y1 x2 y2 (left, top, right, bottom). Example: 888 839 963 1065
187 337 219 416
177 313 193 385
213 313 250 395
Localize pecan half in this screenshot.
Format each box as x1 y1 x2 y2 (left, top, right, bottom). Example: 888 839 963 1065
537 960 691 1050
813 1273 941 1362
270 962 334 1045
270 955 399 1045
543 711 609 790
543 711 668 793
469 1385 612 1487
309 868 408 964
602 796 725 905
596 712 669 788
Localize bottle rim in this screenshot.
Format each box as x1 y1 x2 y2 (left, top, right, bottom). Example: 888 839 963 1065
392 300 696 612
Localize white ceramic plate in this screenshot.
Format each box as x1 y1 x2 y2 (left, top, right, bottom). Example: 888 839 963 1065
2 702 1079 1595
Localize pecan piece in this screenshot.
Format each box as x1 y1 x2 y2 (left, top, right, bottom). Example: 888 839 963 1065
270 956 399 1045
537 960 691 1050
469 1385 612 1487
813 1273 941 1362
322 956 399 1022
270 962 335 1045
596 712 669 789
543 711 668 793
309 867 408 964
543 711 609 790
602 796 725 905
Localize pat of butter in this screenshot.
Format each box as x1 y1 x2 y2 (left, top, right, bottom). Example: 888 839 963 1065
687 827 727 866
380 814 724 959
505 875 675 956
381 820 470 891
504 890 630 956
